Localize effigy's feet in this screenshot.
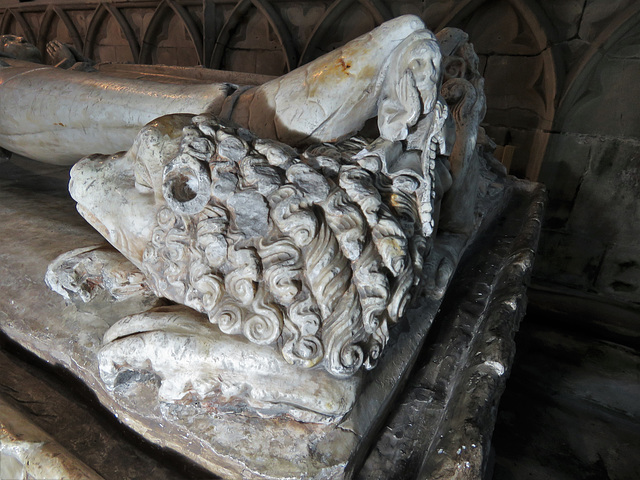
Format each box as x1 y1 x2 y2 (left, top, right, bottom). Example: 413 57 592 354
46 40 76 69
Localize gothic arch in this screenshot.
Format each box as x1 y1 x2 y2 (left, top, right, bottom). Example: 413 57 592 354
140 0 203 65
37 6 84 54
0 8 36 44
209 0 297 72
84 3 140 62
556 3 640 128
299 0 392 66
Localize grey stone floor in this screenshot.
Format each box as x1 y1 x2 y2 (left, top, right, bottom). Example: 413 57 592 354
491 298 640 480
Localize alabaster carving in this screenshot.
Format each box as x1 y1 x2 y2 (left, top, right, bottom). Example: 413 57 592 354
34 16 499 422
45 245 153 304
71 113 439 380
0 35 95 74
97 305 360 423
0 16 440 165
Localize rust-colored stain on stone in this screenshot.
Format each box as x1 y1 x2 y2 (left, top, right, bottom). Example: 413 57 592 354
308 56 354 97
390 193 402 209
311 57 352 81
337 57 352 75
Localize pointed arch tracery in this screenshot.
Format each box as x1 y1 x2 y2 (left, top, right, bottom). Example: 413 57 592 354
140 0 203 65
299 0 392 66
209 0 297 72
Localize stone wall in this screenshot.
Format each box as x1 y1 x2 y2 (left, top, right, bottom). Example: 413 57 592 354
1 0 638 307
534 1 640 305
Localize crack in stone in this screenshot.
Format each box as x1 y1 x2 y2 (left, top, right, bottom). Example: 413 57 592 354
481 46 552 59
482 122 640 148
576 0 589 40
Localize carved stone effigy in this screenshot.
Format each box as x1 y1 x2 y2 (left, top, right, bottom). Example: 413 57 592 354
0 15 542 480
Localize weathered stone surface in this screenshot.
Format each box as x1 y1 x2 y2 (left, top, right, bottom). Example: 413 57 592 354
531 8 640 307
0 150 543 479
537 132 640 301
538 0 585 39
578 0 640 42
596 244 640 299
359 180 545 480
537 133 592 205
567 139 640 246
0 159 220 480
534 230 606 291
483 55 550 129
564 52 640 140
463 2 543 56
45 244 157 306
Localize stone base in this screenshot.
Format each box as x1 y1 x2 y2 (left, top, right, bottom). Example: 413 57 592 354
0 155 544 479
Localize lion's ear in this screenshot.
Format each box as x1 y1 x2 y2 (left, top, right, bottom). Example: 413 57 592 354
378 69 421 142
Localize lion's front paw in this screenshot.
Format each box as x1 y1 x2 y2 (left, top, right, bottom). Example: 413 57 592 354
45 244 155 303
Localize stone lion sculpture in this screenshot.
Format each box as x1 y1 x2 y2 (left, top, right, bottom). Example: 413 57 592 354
35 15 502 421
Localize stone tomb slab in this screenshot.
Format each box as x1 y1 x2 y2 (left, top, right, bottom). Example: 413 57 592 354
0 155 544 479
